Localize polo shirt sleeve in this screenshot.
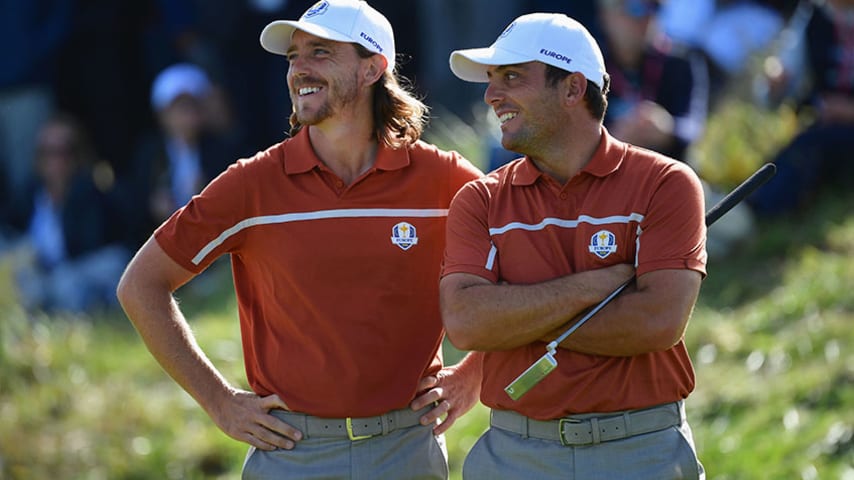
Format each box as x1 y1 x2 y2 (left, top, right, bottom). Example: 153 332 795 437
442 178 499 283
154 157 251 274
446 151 484 193
635 162 707 278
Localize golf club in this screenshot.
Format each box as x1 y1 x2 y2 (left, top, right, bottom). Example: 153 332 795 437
505 162 778 401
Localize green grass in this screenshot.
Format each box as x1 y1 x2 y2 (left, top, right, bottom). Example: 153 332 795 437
2 112 853 479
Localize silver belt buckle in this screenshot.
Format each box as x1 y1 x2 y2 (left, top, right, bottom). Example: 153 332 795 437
558 418 583 446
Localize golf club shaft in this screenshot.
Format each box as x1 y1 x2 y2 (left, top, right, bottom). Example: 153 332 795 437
505 162 777 400
553 162 777 345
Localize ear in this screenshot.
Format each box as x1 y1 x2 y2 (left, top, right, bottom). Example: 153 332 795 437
561 72 588 108
362 54 387 86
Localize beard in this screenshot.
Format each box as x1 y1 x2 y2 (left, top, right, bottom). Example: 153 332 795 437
294 100 333 126
291 73 362 126
500 124 541 155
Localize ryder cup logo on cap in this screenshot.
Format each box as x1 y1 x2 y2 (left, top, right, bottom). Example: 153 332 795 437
304 1 329 17
259 0 396 72
449 13 607 88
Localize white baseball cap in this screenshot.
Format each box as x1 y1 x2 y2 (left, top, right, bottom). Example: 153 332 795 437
260 0 396 72
150 63 212 112
449 13 607 89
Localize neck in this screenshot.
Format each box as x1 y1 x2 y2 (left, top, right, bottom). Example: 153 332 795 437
308 118 379 185
530 122 603 185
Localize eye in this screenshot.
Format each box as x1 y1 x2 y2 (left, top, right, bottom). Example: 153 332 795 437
313 47 331 57
285 52 298 63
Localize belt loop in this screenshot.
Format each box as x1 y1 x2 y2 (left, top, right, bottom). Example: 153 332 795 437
622 411 632 436
298 414 310 440
590 417 601 444
381 412 391 435
522 415 530 439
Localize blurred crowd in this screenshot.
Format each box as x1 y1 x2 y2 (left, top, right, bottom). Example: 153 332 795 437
1 0 851 314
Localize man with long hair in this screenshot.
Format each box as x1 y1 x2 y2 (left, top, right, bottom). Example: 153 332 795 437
117 1 483 478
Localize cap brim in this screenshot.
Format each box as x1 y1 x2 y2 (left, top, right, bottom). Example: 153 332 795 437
449 47 533 83
260 20 355 56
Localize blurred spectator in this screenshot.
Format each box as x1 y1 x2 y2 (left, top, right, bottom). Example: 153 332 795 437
702 1 786 98
417 0 524 123
0 0 73 218
748 0 854 215
657 0 717 49
0 113 130 314
120 63 235 249
186 0 304 153
598 0 711 162
54 0 209 179
658 1 799 108
753 0 818 106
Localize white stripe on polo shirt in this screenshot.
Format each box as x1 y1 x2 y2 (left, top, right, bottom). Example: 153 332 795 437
488 213 645 236
484 213 645 271
192 208 449 265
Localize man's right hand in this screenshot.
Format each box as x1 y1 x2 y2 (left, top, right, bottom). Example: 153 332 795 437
209 389 303 450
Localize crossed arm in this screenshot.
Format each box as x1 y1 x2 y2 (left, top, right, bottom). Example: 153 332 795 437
440 266 702 356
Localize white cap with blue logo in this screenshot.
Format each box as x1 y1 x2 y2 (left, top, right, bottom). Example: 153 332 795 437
150 63 212 112
449 13 607 89
260 0 396 72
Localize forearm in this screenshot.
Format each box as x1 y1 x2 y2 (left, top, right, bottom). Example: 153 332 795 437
117 240 234 413
118 269 234 417
441 265 634 351
546 270 701 356
451 351 484 380
444 282 590 351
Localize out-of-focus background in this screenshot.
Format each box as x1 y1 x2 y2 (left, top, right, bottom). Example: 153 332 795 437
1 0 852 478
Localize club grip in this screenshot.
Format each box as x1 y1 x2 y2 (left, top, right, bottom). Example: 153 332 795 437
705 163 776 227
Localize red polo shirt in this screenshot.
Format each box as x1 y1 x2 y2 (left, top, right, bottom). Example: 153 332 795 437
155 128 482 417
442 130 706 419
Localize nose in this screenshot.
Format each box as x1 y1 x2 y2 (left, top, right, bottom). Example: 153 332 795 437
484 81 502 106
287 61 308 91
288 57 307 78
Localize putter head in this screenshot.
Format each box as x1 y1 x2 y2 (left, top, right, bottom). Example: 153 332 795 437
504 351 557 401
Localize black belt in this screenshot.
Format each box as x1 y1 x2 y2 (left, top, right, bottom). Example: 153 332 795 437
270 405 431 441
490 401 683 446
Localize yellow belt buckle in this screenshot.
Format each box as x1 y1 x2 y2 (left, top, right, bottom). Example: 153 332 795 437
346 418 373 441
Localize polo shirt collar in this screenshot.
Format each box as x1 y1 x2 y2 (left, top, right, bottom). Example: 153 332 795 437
511 127 626 186
283 128 411 175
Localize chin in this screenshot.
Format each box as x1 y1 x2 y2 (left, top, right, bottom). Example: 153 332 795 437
500 137 518 152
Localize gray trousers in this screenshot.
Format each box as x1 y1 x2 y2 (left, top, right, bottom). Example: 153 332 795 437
463 405 705 479
242 422 448 480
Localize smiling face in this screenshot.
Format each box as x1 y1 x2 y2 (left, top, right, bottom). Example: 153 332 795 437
285 30 369 127
484 61 568 156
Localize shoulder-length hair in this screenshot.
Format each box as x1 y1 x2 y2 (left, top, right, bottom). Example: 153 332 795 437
289 44 428 148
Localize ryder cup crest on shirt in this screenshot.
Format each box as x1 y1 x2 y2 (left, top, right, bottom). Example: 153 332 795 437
589 230 617 259
391 222 418 250
449 12 607 88
259 0 396 72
